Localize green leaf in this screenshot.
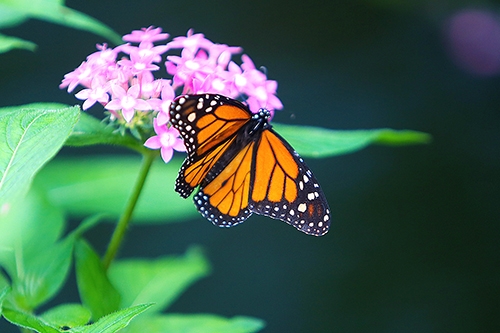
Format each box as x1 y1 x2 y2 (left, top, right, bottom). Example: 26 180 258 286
0 0 121 44
272 124 432 158
10 235 74 310
65 112 143 151
2 306 60 333
70 214 107 239
69 303 153 333
0 284 9 315
0 104 80 209
0 4 27 28
0 188 65 277
0 33 36 53
75 239 121 320
40 303 91 329
123 314 265 333
35 156 198 224
108 247 210 312
0 103 72 112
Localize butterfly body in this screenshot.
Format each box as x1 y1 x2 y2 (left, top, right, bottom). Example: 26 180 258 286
170 94 330 236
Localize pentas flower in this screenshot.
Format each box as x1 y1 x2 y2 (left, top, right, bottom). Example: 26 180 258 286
144 118 186 163
61 26 283 163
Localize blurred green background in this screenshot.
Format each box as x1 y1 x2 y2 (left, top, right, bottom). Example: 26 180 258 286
1 0 499 332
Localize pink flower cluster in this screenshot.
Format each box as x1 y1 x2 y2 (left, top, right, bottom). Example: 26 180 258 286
60 27 283 163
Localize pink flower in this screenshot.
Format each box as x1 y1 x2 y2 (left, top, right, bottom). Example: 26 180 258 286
144 119 186 163
123 26 169 46
165 29 213 53
148 83 175 125
117 48 160 76
105 84 152 122
60 61 93 92
86 44 118 69
74 77 109 110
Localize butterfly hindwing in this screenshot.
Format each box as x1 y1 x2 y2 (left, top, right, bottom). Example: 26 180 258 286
250 129 330 236
194 141 255 227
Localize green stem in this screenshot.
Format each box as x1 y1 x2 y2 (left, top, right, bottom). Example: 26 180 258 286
102 151 156 270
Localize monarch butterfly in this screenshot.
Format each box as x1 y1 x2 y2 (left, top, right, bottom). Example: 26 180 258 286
170 94 331 236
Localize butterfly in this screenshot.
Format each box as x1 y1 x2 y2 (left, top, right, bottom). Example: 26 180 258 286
169 94 330 236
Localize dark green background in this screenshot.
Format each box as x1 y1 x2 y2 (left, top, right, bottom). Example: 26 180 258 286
1 0 499 332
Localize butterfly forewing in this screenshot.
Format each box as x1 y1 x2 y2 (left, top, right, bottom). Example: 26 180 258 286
170 94 251 160
170 94 252 197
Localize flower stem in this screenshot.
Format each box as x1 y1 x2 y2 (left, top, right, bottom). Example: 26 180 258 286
102 151 156 270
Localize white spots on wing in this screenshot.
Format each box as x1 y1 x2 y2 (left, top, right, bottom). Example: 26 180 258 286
299 181 304 190
187 112 196 122
298 203 307 213
303 175 309 183
205 106 213 112
307 192 315 200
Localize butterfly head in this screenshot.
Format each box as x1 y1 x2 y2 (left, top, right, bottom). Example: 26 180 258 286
247 108 272 135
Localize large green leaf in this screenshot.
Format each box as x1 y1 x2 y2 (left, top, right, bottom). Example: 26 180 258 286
0 284 9 315
70 303 153 333
0 3 26 28
2 303 151 333
75 239 121 320
108 247 210 312
35 156 198 223
0 33 36 53
0 103 80 209
122 314 265 333
10 235 74 310
40 303 91 329
0 189 65 275
0 0 121 44
1 306 60 333
273 123 431 158
65 112 143 151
